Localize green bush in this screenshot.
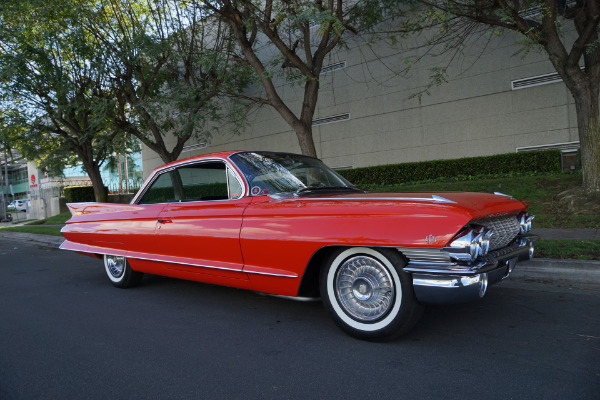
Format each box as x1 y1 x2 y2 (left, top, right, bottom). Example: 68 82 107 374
139 182 229 204
63 185 108 202
337 150 562 186
183 182 228 200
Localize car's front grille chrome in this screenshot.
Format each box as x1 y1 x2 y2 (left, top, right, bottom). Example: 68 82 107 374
478 216 520 250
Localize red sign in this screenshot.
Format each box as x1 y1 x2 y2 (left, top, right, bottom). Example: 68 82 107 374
30 174 36 185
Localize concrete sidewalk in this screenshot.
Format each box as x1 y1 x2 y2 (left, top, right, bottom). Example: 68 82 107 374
513 258 600 285
0 230 598 286
530 228 600 240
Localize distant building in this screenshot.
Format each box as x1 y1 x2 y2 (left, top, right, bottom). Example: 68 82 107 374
140 25 580 178
2 162 29 200
62 152 144 193
0 151 143 219
26 162 94 219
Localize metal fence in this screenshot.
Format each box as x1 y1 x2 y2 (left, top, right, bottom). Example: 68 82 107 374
106 177 144 194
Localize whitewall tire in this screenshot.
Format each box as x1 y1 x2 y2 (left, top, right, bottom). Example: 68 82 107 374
320 247 423 341
104 255 143 288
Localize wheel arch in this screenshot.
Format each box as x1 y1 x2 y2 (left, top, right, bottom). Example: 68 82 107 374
296 245 407 298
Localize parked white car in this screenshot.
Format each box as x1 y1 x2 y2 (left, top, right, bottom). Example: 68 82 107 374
12 200 28 212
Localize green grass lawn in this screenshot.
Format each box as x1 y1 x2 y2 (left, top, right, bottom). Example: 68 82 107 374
0 225 63 236
0 212 70 236
25 212 71 225
535 239 600 260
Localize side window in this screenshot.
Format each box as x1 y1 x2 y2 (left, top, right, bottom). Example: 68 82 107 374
178 162 229 201
138 172 175 204
228 168 243 199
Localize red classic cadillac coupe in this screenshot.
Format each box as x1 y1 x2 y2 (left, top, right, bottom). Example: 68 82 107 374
61 151 535 340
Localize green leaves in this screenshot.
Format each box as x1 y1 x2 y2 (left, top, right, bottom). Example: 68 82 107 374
85 0 252 162
0 0 118 197
338 150 563 186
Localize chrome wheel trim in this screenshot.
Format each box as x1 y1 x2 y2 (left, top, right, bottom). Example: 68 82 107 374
104 255 125 281
335 255 395 321
327 248 403 332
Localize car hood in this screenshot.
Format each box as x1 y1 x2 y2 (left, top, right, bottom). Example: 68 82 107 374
286 191 527 220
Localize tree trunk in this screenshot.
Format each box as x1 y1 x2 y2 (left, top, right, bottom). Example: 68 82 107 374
295 79 320 158
294 121 318 157
573 90 600 193
82 160 107 202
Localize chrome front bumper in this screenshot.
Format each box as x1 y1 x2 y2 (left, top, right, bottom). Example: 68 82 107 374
402 236 536 304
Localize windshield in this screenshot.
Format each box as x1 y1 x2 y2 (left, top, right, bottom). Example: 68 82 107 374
230 152 356 196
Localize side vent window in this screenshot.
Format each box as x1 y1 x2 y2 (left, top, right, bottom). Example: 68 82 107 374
228 169 243 199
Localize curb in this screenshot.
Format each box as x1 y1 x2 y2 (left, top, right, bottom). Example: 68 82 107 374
512 258 600 285
0 231 64 248
0 233 599 285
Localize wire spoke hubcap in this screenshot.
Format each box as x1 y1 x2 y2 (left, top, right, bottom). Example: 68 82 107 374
335 255 395 322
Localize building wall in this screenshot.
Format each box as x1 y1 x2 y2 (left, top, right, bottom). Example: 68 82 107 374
0 163 28 199
141 29 577 178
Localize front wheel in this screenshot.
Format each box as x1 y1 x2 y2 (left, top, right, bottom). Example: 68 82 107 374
104 255 143 288
320 247 423 341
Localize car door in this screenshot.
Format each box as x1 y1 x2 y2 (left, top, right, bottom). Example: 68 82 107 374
152 160 251 279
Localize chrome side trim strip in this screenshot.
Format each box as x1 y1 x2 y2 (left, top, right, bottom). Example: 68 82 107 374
276 197 458 203
494 191 515 199
131 254 298 278
431 195 457 204
242 269 298 278
60 245 297 278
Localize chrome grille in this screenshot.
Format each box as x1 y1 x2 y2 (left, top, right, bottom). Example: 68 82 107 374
479 216 520 250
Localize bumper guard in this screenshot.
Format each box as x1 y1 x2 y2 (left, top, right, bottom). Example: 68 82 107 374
402 236 537 304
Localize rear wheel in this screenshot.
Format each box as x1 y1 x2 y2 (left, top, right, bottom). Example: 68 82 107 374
104 255 143 288
320 247 423 341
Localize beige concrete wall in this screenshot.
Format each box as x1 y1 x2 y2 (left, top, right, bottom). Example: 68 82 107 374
142 29 577 177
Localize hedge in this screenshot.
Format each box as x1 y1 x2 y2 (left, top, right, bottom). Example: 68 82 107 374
63 185 108 203
337 150 562 186
139 182 229 204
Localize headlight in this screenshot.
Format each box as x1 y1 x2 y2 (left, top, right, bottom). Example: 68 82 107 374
447 225 493 261
519 212 535 234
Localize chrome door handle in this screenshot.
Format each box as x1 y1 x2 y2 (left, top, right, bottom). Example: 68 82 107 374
157 219 172 224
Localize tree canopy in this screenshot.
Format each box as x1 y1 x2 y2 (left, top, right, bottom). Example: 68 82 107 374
82 0 253 164
0 0 118 201
0 0 253 200
204 0 372 157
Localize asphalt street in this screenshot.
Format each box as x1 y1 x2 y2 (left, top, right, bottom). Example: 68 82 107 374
1 238 599 400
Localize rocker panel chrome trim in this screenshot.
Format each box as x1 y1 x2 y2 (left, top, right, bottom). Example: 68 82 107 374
59 241 297 278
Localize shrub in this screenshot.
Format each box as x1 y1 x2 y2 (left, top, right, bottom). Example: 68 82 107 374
337 150 562 186
138 182 229 204
63 185 108 202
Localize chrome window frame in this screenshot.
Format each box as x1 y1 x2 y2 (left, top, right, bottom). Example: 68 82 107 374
131 157 247 205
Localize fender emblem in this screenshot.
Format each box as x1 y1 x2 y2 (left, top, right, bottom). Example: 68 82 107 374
425 235 437 244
